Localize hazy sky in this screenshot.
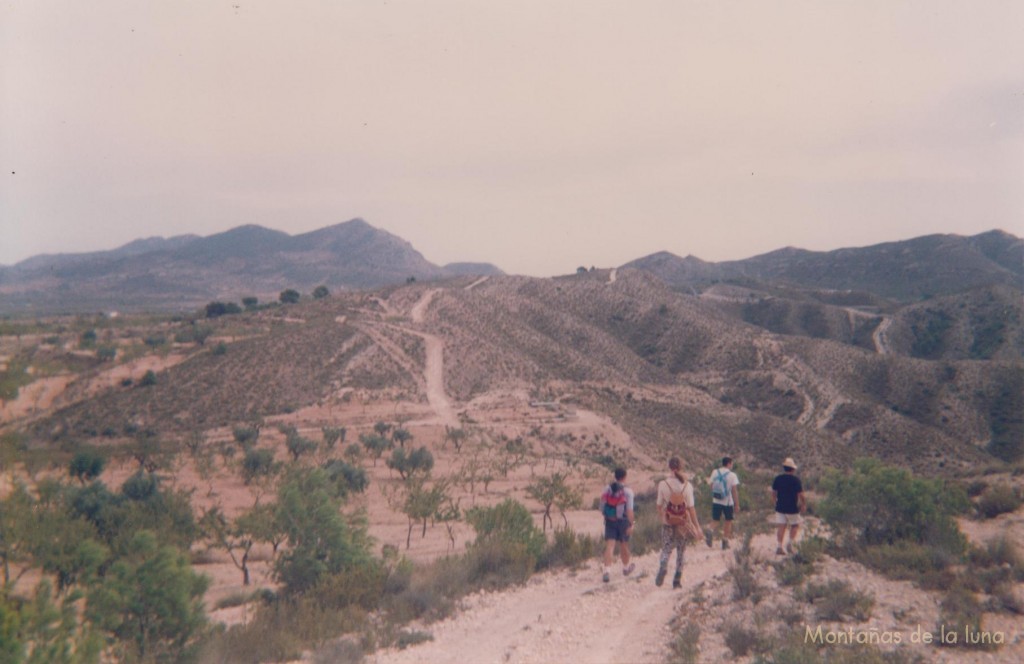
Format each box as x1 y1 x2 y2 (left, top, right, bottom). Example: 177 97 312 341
2 1 1022 276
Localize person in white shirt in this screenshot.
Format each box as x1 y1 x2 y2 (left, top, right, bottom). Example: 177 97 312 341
705 456 741 550
654 457 701 589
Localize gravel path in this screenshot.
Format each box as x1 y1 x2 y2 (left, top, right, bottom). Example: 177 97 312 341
368 536 775 664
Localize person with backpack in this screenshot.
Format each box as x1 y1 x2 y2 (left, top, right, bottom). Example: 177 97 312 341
655 457 702 589
771 457 806 555
600 467 635 582
704 456 740 550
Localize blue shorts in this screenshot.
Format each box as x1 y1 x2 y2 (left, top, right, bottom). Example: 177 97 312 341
604 519 631 542
712 504 734 521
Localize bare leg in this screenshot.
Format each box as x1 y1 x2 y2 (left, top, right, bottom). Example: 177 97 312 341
603 539 616 569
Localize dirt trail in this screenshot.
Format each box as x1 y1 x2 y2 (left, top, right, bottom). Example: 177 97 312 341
410 289 441 324
873 316 892 355
370 534 777 664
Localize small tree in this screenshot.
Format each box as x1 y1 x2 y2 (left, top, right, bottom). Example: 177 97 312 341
239 501 286 555
139 370 157 387
343 443 362 464
285 431 318 462
399 479 450 549
312 285 330 299
444 426 469 454
387 446 434 481
526 471 583 532
241 448 278 485
232 425 260 451
391 427 413 449
360 433 390 467
322 426 346 452
279 289 300 304
69 450 106 485
242 296 259 310
86 530 209 661
273 468 372 594
200 506 255 586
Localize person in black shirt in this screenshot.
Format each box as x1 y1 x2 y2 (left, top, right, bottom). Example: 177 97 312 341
771 457 805 555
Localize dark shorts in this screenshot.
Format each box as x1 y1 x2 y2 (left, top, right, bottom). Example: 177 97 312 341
712 504 734 521
604 519 631 542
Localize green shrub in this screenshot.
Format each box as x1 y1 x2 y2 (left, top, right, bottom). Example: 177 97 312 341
936 584 997 651
625 490 663 556
818 458 968 556
539 526 598 570
799 579 874 622
966 537 1024 600
724 622 771 657
855 541 955 589
977 484 1020 519
728 533 762 602
465 499 545 562
667 622 701 664
395 630 432 649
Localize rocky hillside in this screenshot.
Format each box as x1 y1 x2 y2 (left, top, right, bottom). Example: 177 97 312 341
624 229 1022 302
25 269 1019 476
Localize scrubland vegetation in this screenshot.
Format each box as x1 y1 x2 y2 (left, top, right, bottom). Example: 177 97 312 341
1 267 1021 662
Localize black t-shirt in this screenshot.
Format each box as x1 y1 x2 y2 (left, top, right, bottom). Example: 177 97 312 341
772 473 803 514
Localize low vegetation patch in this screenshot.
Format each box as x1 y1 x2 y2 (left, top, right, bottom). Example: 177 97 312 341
976 483 1021 519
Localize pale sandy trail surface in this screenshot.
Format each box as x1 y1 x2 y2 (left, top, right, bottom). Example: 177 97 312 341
369 536 775 664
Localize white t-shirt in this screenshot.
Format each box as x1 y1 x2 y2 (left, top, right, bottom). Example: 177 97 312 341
657 476 694 521
708 467 740 506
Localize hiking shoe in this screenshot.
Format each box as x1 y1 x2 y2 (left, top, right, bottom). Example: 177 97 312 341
704 528 713 548
655 567 666 587
672 573 682 589
623 563 636 576
776 547 786 555
602 572 610 583
786 543 794 555
722 539 730 550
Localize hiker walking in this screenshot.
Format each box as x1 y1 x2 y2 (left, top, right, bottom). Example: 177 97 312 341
600 467 635 582
704 456 740 550
771 457 805 555
655 457 701 589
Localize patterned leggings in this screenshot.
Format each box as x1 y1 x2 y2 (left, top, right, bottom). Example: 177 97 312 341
658 525 686 573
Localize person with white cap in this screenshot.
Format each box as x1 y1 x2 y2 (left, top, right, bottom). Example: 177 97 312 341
771 457 805 555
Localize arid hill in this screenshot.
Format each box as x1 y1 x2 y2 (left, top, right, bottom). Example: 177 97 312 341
21 267 1020 477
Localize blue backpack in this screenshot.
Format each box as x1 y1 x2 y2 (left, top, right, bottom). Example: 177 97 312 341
712 470 730 501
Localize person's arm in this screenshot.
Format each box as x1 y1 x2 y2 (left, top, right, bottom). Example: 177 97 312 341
797 491 806 513
731 484 740 513
687 505 700 532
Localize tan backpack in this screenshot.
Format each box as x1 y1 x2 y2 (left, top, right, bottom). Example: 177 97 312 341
664 479 701 540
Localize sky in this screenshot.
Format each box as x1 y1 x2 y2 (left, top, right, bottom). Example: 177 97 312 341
2 1 1022 276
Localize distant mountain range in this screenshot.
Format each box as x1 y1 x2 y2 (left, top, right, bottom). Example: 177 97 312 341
0 219 503 314
0 221 1019 315
624 230 1022 302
